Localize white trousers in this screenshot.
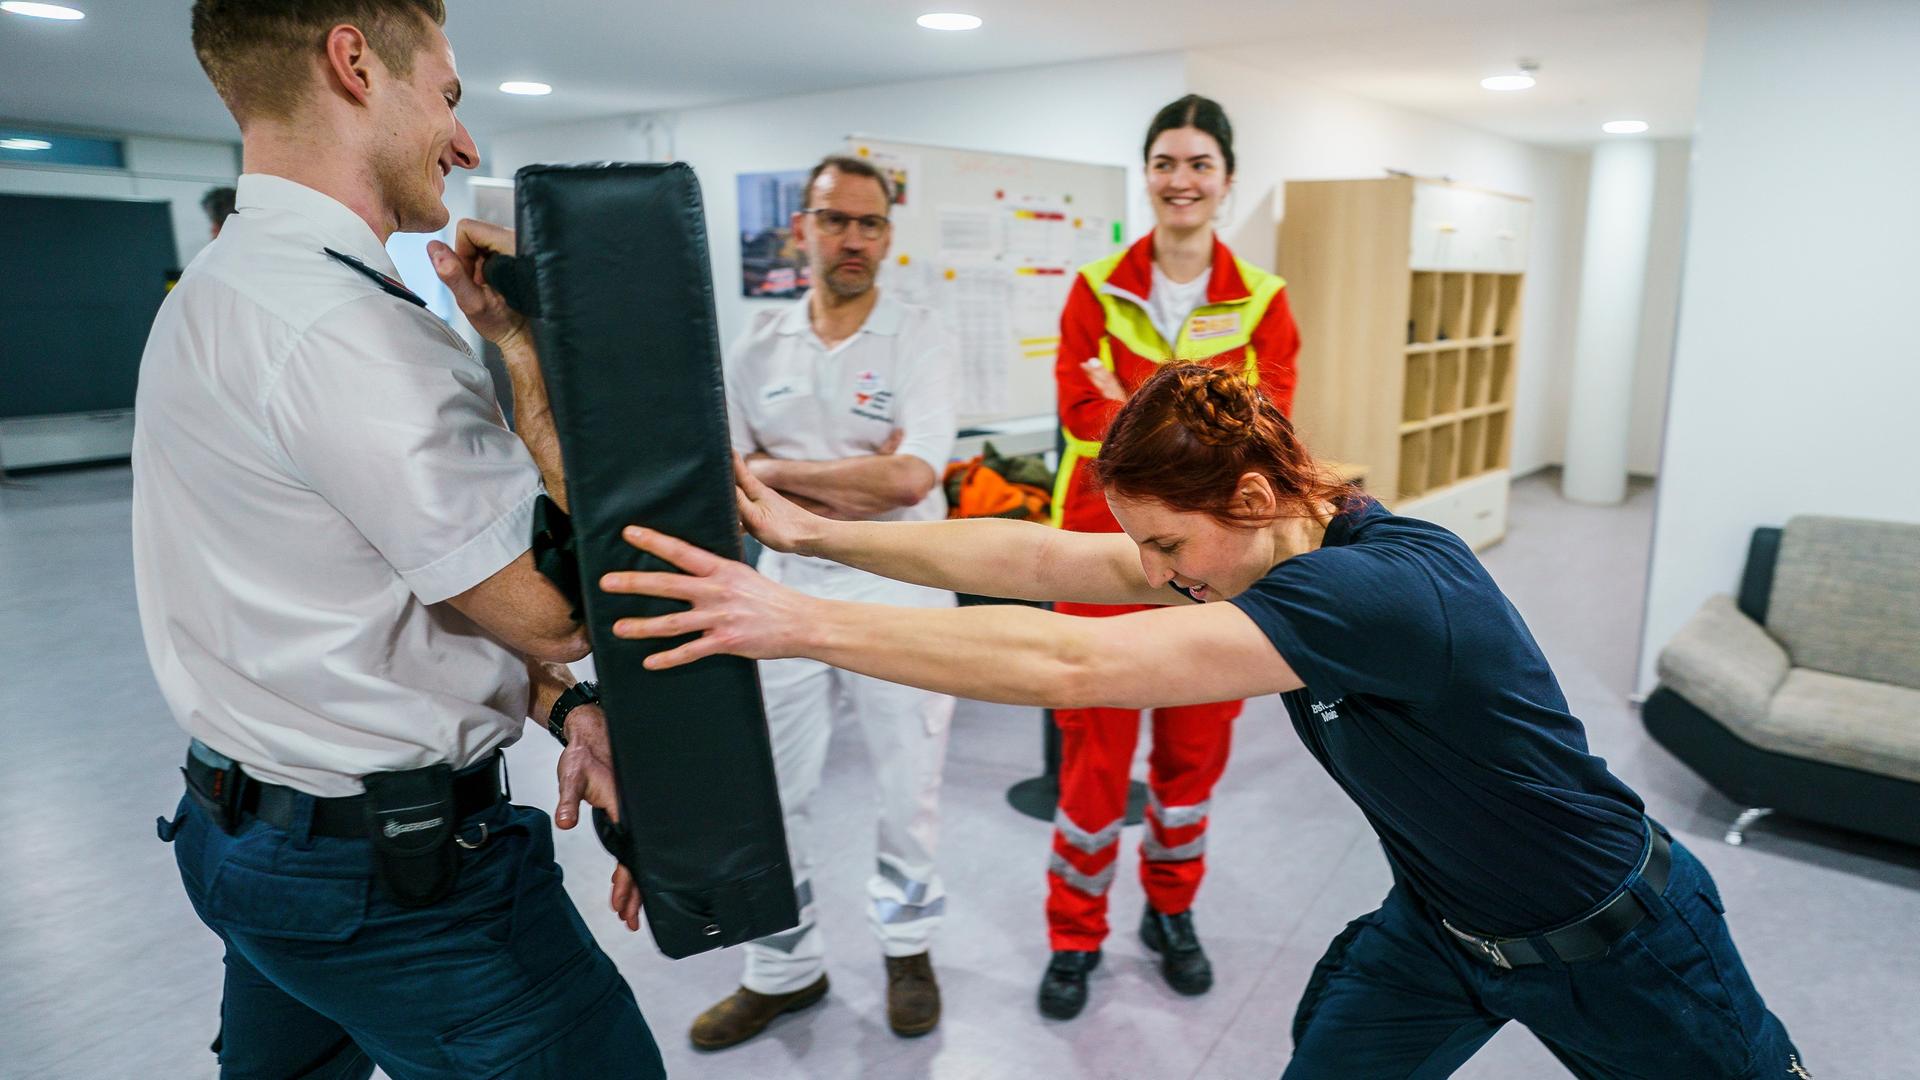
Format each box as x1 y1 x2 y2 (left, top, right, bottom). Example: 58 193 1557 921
742 554 956 995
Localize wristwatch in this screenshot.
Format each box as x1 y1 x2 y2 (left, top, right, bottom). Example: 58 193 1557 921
546 680 601 746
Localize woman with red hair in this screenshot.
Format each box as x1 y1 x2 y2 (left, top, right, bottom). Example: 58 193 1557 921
604 364 1803 1079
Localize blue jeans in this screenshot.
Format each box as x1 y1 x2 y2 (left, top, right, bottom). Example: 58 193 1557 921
1284 829 1806 1079
162 789 664 1080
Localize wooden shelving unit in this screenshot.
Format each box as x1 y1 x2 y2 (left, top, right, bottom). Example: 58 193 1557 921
1277 176 1531 550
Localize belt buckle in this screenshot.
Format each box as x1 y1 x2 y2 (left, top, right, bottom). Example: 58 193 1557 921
1443 919 1512 969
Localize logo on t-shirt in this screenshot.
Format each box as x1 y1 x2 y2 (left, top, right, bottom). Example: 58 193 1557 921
851 370 893 421
1311 699 1342 723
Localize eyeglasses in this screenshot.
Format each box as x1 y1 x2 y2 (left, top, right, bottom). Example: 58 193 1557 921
801 209 891 240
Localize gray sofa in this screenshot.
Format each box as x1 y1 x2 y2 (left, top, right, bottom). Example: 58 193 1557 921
1644 515 1920 847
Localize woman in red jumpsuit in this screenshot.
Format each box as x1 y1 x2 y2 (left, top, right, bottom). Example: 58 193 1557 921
1041 94 1300 1019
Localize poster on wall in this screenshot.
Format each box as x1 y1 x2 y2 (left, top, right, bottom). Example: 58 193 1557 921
871 151 915 213
737 168 811 299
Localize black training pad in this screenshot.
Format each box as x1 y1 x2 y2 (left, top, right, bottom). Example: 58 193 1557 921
503 162 797 958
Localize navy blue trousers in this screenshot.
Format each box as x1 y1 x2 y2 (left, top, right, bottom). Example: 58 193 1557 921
162 790 664 1080
1284 830 1807 1079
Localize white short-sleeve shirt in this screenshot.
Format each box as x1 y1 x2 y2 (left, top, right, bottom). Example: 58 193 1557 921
131 174 541 796
724 290 957 525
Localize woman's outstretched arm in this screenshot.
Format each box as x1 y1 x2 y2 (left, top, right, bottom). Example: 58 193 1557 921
600 527 1302 709
739 453 1180 608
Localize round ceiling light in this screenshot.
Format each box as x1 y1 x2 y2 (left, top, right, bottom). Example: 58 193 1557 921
1602 120 1650 135
499 81 553 96
917 12 983 31
1481 73 1536 92
1 3 86 19
0 138 54 150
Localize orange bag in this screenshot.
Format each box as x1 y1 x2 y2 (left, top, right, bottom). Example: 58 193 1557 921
942 458 1050 522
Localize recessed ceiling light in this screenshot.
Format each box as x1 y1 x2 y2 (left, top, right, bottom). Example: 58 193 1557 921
1481 73 1536 92
1482 58 1540 92
499 81 552 96
0 138 53 150
1602 120 1650 135
917 12 982 31
1 2 86 19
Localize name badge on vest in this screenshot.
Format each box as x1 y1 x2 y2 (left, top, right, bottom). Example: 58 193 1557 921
1188 312 1241 341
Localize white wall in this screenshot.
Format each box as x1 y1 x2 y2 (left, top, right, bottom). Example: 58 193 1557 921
1627 139 1690 476
1187 51 1589 477
489 53 1188 352
1635 0 1920 692
0 134 239 268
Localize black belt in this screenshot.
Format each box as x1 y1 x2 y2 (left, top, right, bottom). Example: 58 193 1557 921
185 749 506 839
1441 823 1671 969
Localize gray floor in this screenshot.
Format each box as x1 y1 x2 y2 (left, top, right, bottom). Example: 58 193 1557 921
2 466 1914 1079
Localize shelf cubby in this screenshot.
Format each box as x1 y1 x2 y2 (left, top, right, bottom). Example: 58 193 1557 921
1493 274 1523 338
1410 272 1440 343
1460 415 1488 479
1465 347 1492 408
1428 422 1458 491
1399 430 1430 500
1469 273 1498 339
1438 273 1470 342
1489 344 1514 407
1403 354 1434 422
1433 349 1464 415
1484 408 1509 470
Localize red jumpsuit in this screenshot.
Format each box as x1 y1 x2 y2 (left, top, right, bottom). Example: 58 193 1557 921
1047 231 1300 950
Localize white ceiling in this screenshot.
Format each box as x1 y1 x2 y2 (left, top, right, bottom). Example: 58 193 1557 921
0 0 1704 151
1213 1 1706 146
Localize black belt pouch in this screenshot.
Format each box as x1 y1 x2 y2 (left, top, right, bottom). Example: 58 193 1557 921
182 739 244 834
363 764 459 907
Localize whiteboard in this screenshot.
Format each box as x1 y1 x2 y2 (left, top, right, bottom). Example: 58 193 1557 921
845 136 1128 428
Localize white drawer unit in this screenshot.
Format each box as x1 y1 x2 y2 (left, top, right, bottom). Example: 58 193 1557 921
1398 468 1511 550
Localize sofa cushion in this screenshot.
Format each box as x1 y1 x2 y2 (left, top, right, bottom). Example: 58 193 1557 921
1658 594 1790 726
1744 669 1920 784
1769 515 1920 691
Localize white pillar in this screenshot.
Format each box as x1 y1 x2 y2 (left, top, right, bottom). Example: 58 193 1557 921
1562 140 1657 505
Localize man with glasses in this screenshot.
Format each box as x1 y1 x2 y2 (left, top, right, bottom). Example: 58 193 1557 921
695 154 960 1050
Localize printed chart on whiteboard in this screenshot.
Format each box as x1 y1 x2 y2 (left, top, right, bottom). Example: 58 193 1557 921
846 137 1129 427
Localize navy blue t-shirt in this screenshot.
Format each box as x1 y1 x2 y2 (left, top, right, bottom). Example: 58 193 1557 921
1228 498 1645 935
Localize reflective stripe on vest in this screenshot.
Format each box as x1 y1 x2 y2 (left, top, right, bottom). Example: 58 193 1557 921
1048 338 1115 528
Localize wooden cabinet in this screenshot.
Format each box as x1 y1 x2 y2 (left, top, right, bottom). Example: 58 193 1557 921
1278 177 1529 550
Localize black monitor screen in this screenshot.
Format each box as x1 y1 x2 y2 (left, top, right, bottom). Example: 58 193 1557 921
0 193 177 419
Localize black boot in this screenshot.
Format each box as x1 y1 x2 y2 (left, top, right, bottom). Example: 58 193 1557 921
1140 906 1213 995
1036 949 1102 1020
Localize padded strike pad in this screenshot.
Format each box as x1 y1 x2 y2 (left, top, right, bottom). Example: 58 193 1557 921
505 162 797 958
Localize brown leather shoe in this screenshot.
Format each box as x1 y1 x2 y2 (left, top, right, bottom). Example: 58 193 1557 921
885 952 941 1037
688 975 830 1051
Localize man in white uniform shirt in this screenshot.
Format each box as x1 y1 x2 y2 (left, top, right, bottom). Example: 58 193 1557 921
137 3 660 1076
690 155 959 1049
